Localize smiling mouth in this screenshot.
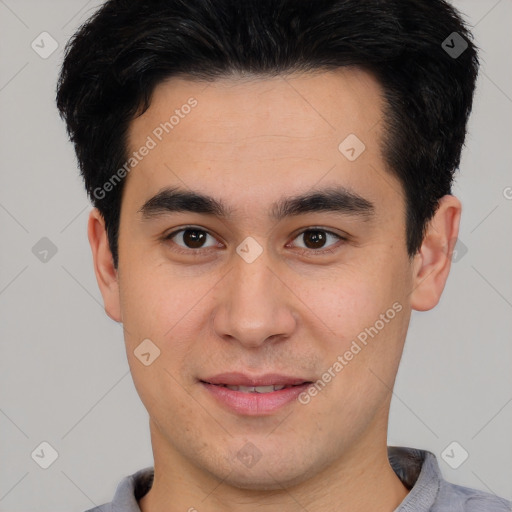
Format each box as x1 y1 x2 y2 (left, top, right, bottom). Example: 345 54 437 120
200 379 315 415
201 382 311 393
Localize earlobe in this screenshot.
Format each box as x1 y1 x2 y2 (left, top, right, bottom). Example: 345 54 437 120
410 195 462 311
87 208 122 322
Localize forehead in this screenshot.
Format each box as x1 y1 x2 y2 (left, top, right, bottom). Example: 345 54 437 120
123 68 403 224
131 67 383 140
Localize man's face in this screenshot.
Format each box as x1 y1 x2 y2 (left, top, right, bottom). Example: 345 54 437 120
110 69 417 489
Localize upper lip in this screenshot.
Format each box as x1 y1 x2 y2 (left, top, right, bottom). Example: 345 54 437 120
201 372 312 387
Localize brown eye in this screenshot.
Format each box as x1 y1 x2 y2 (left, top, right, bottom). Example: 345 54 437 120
165 227 218 251
302 230 328 249
181 228 207 248
291 229 343 253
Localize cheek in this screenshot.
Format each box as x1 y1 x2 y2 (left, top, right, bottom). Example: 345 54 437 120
119 265 197 338
294 270 387 335
118 268 219 386
294 265 408 374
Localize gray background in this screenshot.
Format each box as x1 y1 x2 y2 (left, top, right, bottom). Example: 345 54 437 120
0 0 511 510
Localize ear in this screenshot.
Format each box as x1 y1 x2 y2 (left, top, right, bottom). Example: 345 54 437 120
410 195 462 311
87 208 122 322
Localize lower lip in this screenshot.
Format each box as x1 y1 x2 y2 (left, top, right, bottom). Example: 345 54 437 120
201 382 312 415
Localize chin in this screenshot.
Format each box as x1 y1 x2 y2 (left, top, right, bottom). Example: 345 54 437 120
209 453 317 492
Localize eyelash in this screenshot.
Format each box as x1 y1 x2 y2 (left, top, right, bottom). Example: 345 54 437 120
162 225 347 257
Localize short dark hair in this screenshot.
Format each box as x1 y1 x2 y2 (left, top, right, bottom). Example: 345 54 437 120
56 0 479 269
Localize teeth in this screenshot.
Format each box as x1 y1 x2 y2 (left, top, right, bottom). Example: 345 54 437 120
223 384 289 393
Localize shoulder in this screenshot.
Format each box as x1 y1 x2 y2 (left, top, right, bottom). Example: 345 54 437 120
433 479 512 511
81 466 154 512
388 446 511 512
82 505 111 512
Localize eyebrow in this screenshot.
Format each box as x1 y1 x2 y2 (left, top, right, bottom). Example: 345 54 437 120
138 185 376 222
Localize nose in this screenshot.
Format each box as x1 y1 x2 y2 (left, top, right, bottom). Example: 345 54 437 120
212 247 298 349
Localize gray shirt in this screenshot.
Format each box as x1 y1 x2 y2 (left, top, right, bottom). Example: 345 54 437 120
84 446 511 511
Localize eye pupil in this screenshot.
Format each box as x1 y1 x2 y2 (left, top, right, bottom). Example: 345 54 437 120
304 230 326 249
184 229 206 248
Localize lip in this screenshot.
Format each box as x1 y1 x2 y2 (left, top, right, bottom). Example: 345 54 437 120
201 372 310 387
201 382 312 415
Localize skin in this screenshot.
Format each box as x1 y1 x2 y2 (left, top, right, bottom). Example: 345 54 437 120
88 68 461 512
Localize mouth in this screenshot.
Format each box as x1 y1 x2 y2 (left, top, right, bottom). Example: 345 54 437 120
199 373 315 415
200 382 311 393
